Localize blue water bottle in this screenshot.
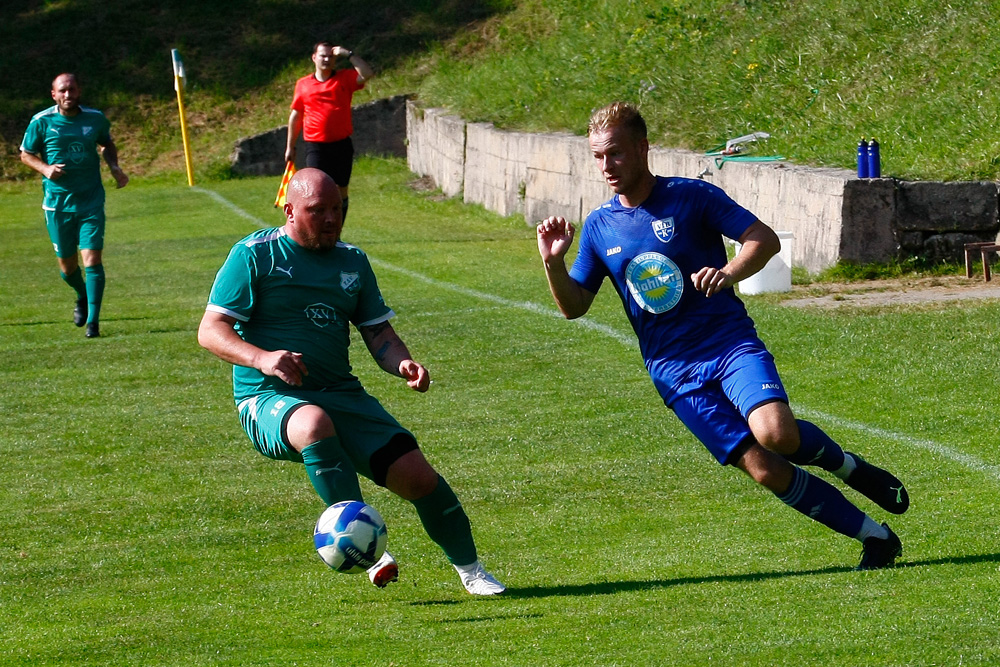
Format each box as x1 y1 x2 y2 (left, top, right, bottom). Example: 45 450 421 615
867 138 881 178
857 138 869 178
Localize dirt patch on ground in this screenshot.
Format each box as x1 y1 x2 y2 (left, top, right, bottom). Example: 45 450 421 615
779 274 1000 309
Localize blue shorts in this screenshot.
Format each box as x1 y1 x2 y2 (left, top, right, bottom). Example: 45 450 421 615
663 340 788 465
45 207 105 257
236 387 413 481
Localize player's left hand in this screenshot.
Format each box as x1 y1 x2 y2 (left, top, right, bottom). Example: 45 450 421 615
399 359 430 392
691 266 732 297
111 166 129 189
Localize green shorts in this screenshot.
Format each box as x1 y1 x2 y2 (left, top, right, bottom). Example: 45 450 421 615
45 207 106 258
236 387 414 480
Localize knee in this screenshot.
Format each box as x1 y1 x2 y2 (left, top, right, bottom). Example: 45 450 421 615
755 427 800 455
747 401 800 455
384 450 440 501
285 405 335 450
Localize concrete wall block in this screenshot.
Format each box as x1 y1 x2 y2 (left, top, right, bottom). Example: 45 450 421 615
924 232 989 262
841 178 898 264
896 181 1000 232
464 123 526 216
527 133 579 173
405 101 1000 270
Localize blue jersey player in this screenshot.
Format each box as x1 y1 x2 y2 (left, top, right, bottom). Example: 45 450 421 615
536 102 908 570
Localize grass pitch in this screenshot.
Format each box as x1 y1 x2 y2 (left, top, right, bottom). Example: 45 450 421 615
2 158 999 666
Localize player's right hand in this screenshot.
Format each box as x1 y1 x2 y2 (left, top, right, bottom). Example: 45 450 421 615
536 216 575 261
46 163 66 180
258 350 309 386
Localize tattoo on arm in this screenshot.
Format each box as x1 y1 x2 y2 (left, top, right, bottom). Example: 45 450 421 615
365 321 391 336
374 341 392 364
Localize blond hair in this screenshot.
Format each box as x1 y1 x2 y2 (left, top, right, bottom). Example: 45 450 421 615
588 102 647 141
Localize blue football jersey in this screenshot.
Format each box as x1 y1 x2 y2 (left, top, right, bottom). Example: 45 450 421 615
569 176 762 399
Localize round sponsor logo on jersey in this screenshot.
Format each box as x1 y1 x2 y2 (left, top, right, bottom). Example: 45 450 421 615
625 252 683 314
651 217 675 243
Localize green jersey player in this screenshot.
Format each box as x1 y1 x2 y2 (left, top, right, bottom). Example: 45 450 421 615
198 168 505 595
20 73 129 338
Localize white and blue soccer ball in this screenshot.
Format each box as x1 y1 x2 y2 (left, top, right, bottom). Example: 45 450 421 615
313 500 387 574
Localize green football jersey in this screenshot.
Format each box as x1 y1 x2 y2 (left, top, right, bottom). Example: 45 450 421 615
20 105 111 212
207 227 395 400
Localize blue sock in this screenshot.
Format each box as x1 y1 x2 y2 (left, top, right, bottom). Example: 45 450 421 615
776 467 866 539
85 264 105 325
784 420 847 472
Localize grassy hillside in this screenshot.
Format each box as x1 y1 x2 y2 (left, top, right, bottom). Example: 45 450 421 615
0 0 511 179
4 0 1000 182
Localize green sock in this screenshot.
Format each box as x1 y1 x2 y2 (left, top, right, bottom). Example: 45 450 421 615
61 267 86 299
85 264 105 325
411 475 477 566
301 437 363 505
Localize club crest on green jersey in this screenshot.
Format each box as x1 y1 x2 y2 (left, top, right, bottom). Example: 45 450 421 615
625 252 683 314
340 271 360 296
304 302 339 328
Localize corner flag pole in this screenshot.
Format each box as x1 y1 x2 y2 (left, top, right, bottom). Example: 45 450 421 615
171 49 195 186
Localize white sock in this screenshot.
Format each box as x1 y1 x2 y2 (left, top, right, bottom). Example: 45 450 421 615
833 452 858 480
453 560 480 575
855 516 889 542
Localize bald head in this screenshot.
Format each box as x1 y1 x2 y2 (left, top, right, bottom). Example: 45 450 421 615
284 168 344 251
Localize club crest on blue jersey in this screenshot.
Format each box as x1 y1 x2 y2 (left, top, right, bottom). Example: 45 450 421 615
340 271 360 296
625 252 683 314
651 217 675 244
304 302 339 328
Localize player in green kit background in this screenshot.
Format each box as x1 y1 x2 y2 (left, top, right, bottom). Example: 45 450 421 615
20 73 129 338
198 168 505 595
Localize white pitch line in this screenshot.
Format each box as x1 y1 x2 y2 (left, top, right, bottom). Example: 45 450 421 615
795 407 1000 482
369 259 638 347
194 187 999 480
192 186 268 224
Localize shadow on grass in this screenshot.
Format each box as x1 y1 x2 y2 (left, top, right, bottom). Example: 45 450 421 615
411 552 1000 603
0 315 155 328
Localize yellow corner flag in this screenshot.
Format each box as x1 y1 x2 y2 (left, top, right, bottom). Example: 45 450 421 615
274 161 296 208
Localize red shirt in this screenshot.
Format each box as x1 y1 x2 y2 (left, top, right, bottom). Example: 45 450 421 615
290 69 365 142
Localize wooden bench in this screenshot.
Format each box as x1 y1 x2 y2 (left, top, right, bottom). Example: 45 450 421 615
965 242 1000 281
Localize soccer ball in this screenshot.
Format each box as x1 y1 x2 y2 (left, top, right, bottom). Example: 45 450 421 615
313 500 387 574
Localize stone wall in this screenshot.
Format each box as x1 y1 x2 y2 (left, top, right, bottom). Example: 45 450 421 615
405 99 1000 272
234 96 1000 271
230 94 410 177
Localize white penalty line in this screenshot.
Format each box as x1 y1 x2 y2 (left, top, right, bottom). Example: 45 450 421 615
194 187 999 482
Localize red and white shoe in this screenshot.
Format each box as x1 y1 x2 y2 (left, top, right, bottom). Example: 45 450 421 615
367 550 399 588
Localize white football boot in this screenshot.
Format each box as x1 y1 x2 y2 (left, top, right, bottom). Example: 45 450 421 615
454 561 506 596
367 550 399 588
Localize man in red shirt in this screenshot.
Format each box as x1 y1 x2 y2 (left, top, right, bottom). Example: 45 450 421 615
285 42 374 221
